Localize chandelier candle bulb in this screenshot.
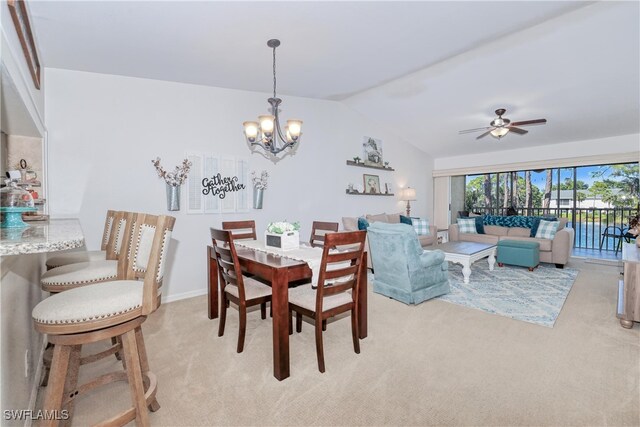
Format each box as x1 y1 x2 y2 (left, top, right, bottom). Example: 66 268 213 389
259 115 275 135
287 120 302 139
243 121 259 142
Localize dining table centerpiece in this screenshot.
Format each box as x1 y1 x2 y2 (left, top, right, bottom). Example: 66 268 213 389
265 221 300 251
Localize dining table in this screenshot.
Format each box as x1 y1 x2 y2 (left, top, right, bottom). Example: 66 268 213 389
207 243 368 381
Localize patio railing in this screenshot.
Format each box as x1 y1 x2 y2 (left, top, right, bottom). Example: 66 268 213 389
465 207 638 252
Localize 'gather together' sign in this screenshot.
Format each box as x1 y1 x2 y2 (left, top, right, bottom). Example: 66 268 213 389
202 174 246 199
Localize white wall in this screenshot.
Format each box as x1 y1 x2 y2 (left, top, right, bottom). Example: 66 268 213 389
44 68 434 301
433 134 639 172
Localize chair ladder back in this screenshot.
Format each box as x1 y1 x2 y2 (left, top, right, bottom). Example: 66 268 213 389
222 220 257 241
315 231 366 313
101 210 119 252
210 228 247 301
136 214 176 315
105 211 127 260
116 212 137 279
310 221 339 247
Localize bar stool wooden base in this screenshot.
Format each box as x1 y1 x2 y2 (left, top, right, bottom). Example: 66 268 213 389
39 317 158 427
41 339 122 387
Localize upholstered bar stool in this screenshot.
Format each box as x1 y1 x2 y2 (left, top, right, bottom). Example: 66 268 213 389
41 211 131 293
32 213 175 426
40 211 133 385
46 210 120 270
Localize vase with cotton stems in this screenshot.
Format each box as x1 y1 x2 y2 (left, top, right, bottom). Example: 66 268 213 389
251 170 268 209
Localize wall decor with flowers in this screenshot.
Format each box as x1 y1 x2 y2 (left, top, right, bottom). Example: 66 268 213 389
151 157 192 211
185 153 250 214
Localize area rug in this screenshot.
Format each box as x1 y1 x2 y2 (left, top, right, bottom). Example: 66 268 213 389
437 262 579 327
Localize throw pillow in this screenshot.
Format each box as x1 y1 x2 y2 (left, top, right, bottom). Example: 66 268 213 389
459 216 485 234
357 217 370 231
474 216 485 234
366 213 387 223
530 216 558 237
342 217 358 232
457 217 477 234
535 219 559 240
399 215 413 225
412 218 431 236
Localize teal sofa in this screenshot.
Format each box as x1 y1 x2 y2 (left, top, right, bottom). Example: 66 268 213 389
367 222 450 305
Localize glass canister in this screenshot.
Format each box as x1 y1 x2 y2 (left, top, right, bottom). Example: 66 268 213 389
0 181 36 228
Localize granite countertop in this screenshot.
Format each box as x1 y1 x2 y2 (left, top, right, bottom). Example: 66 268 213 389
0 219 85 256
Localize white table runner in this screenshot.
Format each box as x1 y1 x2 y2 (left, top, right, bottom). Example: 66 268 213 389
233 240 325 287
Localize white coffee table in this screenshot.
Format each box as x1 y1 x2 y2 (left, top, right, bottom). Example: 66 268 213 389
437 241 497 284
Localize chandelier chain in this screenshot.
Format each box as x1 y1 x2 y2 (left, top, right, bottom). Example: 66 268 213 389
272 45 277 99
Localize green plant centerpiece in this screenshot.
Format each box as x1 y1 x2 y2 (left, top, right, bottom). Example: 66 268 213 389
266 221 300 234
265 221 300 251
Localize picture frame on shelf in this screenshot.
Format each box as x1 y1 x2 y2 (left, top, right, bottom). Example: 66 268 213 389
362 136 383 167
363 174 381 194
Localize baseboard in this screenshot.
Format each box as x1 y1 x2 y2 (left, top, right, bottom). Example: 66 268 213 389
162 288 209 304
25 335 48 427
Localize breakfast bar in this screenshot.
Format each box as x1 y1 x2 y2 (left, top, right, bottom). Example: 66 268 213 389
0 219 84 415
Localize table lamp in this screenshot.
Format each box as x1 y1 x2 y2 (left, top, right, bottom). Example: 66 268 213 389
400 187 416 217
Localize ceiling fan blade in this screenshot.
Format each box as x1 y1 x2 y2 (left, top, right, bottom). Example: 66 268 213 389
510 118 547 127
476 129 493 140
459 126 492 134
508 127 528 135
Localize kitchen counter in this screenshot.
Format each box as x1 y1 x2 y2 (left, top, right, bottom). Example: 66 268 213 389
0 218 85 256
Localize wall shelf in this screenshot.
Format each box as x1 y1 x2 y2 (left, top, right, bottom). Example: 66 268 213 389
346 160 394 171
345 190 394 197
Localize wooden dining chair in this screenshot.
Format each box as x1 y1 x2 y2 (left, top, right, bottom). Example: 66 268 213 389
222 220 257 240
309 221 339 247
33 213 176 426
211 228 272 353
46 209 120 269
288 230 366 373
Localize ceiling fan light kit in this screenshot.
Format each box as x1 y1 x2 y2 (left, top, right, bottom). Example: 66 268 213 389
459 108 547 140
243 39 303 156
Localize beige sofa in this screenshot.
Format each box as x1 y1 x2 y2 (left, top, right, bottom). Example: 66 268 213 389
448 217 574 267
342 212 437 269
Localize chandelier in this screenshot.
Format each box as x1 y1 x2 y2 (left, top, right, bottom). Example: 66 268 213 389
243 39 303 156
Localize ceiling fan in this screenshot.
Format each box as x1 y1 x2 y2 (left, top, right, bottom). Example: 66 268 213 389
459 108 547 140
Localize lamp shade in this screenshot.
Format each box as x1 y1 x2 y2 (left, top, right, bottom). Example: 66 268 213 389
401 187 416 201
490 127 509 138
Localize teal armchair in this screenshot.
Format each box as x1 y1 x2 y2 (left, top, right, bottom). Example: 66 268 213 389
367 222 449 304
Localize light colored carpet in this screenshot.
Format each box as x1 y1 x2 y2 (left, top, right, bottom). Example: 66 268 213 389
439 263 578 327
41 259 639 426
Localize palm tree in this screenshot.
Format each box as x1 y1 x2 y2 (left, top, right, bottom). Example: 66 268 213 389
543 169 552 213
512 172 518 208
483 174 492 212
525 171 532 213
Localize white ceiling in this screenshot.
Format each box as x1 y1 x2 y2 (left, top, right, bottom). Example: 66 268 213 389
28 1 640 157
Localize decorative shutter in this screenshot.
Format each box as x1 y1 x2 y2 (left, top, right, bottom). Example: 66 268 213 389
186 153 250 214
236 158 249 212
203 155 220 213
220 157 236 213
187 153 203 214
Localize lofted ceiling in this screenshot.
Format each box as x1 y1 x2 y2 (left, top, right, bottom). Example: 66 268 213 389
28 1 640 158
